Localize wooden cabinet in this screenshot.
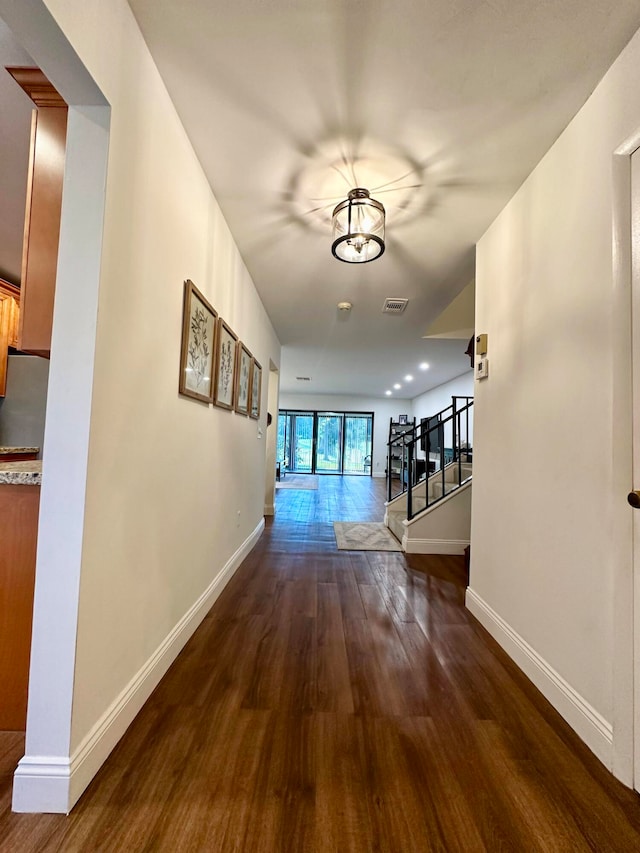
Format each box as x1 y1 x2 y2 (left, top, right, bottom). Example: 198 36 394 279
7 68 68 359
0 280 20 397
0 279 20 347
0 483 40 730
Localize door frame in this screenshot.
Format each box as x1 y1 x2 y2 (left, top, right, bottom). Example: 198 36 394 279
611 134 640 789
0 0 111 814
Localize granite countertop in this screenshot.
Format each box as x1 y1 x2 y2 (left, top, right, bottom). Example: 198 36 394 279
0 460 42 486
0 447 39 455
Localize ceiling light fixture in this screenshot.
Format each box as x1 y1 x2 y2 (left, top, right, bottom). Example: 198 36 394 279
405 375 414 382
393 383 402 390
385 390 392 396
331 188 385 263
419 362 429 370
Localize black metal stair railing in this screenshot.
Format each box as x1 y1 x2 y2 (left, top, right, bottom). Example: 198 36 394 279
387 396 473 521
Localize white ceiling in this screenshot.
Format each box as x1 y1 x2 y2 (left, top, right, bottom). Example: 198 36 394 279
5 3 640 399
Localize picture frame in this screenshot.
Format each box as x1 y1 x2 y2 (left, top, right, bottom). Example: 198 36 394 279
213 318 238 410
398 414 408 424
235 342 252 416
249 358 262 420
179 279 217 404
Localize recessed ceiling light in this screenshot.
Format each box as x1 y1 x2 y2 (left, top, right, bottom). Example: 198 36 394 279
419 362 429 370
385 390 392 396
404 374 414 382
393 383 401 390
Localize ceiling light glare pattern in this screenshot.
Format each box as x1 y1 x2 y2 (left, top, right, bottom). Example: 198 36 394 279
290 137 428 234
331 188 385 263
385 390 392 396
393 383 402 390
404 374 414 382
419 362 429 370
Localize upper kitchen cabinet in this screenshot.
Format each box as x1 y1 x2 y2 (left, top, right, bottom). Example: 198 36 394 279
0 279 20 348
0 279 20 397
6 68 67 359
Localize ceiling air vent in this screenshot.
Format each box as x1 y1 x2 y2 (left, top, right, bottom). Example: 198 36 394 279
296 376 311 381
382 297 409 314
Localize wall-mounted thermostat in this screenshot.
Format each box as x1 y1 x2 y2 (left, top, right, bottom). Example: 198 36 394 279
475 333 488 355
476 358 489 380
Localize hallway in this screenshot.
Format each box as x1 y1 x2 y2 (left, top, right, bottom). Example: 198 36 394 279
2 475 640 850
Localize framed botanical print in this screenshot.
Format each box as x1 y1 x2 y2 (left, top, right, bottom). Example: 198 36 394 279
214 318 238 410
235 342 252 415
249 358 262 420
179 279 217 403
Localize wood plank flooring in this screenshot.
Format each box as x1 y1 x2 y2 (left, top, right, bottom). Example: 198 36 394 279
2 474 640 851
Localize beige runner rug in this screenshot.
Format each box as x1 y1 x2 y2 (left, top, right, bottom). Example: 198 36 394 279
276 475 319 490
333 521 402 552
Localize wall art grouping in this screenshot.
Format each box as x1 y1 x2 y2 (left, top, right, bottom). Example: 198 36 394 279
178 279 262 418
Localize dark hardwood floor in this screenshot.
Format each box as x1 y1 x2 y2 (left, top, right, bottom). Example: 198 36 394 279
2 474 640 851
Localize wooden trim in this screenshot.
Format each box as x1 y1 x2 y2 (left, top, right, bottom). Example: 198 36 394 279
0 279 20 301
0 452 37 462
5 67 66 107
18 104 68 357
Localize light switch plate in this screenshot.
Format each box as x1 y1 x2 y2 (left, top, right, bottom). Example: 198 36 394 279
476 358 489 380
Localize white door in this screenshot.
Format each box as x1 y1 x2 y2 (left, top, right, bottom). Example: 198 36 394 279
631 147 640 791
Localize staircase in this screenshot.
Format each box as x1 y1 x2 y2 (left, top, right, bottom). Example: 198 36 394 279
384 397 473 554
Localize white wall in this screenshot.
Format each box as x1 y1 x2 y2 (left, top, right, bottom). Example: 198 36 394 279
6 0 280 812
279 392 413 477
469 22 640 778
412 371 473 421
412 371 474 453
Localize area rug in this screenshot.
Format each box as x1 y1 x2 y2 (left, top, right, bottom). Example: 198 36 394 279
276 475 319 490
333 521 402 552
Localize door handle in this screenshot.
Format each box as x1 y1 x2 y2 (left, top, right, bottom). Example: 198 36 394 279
628 491 640 508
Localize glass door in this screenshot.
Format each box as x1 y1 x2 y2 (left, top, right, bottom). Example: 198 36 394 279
315 413 344 473
343 414 373 474
277 411 314 473
278 409 374 476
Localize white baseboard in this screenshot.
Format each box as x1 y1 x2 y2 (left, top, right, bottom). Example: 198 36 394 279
465 587 613 769
402 537 469 555
372 471 386 478
264 503 275 516
12 517 265 814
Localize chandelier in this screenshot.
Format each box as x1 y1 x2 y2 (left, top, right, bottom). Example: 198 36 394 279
331 188 385 263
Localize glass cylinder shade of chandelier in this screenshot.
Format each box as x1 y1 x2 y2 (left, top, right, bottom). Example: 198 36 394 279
331 188 385 263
